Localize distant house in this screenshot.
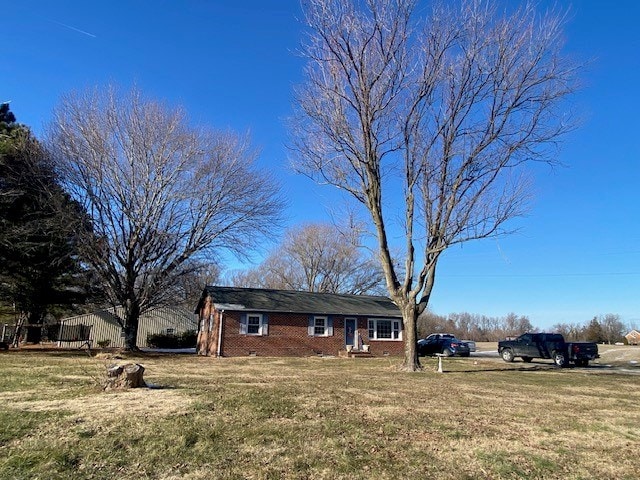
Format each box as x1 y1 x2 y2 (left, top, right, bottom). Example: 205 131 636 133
196 286 404 357
625 330 640 346
58 306 197 348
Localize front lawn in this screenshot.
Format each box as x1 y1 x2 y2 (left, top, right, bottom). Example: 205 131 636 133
0 351 638 479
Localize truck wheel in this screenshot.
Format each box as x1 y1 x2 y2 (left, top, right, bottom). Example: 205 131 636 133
552 351 567 367
501 349 515 363
522 356 532 363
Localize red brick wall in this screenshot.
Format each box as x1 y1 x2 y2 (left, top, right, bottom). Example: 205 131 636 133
197 305 404 357
196 297 221 356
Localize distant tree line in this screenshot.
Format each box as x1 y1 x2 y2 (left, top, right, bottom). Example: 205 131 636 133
417 311 534 342
418 310 632 344
553 314 629 344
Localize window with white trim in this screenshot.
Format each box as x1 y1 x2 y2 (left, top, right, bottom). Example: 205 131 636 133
314 316 328 336
308 316 333 337
368 319 402 340
240 313 268 336
247 314 262 335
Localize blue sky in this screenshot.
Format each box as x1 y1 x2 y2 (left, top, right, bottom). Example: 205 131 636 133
3 1 639 330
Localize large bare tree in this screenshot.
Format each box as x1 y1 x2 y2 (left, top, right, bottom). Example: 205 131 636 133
49 86 284 350
291 0 578 370
230 222 386 294
599 313 625 345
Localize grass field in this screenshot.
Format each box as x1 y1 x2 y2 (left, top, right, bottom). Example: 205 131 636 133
0 347 639 479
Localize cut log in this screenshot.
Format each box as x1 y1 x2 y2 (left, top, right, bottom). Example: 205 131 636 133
103 363 146 390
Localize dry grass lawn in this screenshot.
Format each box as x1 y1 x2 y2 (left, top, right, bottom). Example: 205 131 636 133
0 347 638 479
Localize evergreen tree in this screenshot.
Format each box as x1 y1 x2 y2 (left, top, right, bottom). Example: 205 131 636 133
584 317 605 343
0 103 17 130
0 103 91 342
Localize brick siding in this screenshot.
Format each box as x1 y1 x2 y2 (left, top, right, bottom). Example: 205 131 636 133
197 305 404 357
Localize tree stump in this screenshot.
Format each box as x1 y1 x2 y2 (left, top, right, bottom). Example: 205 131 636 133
104 363 146 390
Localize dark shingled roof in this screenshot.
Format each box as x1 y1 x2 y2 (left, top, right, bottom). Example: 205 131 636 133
200 286 401 318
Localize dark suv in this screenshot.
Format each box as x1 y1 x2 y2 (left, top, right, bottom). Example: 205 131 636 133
417 334 471 357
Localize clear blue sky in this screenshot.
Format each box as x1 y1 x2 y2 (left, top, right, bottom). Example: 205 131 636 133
3 1 639 330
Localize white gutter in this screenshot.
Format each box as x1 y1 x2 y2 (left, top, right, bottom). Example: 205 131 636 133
216 310 224 357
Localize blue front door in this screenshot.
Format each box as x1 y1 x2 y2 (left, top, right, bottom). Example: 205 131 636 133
345 318 356 347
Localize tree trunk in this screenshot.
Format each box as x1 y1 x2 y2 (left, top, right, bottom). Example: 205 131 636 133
104 363 146 390
122 302 141 351
122 323 139 351
398 301 421 371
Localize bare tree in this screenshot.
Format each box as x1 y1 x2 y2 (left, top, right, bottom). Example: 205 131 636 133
230 222 386 295
173 262 221 309
599 313 625 344
552 321 585 341
48 86 284 350
292 0 578 370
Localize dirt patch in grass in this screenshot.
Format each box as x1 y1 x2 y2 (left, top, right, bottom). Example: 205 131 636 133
3 387 193 425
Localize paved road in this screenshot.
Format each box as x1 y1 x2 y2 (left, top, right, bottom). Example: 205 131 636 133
472 350 498 358
469 349 640 375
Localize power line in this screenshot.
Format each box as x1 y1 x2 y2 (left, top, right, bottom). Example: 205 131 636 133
442 272 640 278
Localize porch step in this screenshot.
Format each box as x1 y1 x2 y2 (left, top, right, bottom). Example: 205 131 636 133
339 349 372 358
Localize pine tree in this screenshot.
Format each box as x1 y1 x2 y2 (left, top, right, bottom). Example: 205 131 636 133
584 317 605 343
0 104 91 342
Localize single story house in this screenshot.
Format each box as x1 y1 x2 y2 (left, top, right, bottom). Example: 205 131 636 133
625 329 640 346
196 286 404 357
58 306 198 348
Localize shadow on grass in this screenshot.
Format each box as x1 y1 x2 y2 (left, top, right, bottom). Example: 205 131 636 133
450 364 559 374
442 362 640 375
145 383 175 390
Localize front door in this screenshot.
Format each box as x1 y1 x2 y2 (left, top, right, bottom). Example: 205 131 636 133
345 318 356 348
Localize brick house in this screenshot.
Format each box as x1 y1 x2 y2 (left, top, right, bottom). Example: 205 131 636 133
625 329 640 345
196 286 404 357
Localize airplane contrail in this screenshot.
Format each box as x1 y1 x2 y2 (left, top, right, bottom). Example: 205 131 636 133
49 19 97 38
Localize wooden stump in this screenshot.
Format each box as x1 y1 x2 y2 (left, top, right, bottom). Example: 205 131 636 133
104 363 146 390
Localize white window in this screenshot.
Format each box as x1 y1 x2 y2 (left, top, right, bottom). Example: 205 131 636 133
247 314 261 334
368 319 402 341
240 313 268 336
308 316 333 337
315 316 328 336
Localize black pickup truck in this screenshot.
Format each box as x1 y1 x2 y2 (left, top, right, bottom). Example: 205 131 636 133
498 333 599 367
